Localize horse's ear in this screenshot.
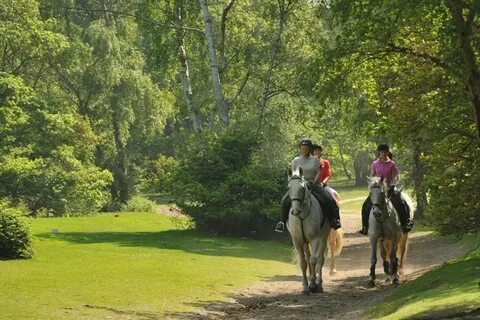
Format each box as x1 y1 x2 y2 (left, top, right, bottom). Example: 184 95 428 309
299 167 303 177
380 176 384 183
288 168 292 178
367 176 373 183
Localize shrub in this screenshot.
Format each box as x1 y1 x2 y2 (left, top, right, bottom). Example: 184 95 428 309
121 195 156 213
173 128 286 237
0 201 34 259
425 142 480 236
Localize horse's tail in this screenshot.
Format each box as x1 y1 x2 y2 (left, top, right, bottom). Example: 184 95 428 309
329 229 343 256
334 229 344 256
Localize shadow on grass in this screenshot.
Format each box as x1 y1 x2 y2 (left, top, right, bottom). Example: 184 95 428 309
36 229 292 262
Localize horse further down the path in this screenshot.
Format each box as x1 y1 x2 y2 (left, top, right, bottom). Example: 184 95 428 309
325 187 343 276
367 177 414 286
287 168 331 294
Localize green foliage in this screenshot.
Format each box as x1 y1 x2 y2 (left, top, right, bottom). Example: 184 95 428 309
0 201 34 259
173 128 286 237
425 142 480 236
140 155 179 195
121 195 156 213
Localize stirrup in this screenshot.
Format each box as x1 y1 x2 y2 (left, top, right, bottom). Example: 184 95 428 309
275 221 285 233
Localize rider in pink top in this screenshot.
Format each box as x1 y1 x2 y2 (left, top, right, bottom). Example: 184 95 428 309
358 144 413 235
370 158 399 187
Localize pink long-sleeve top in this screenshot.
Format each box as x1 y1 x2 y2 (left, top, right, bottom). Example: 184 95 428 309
370 158 399 186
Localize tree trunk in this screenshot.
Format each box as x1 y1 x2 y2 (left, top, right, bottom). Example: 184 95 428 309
175 0 203 133
338 144 353 180
412 143 428 220
198 0 229 127
448 0 480 142
111 84 129 204
354 151 371 186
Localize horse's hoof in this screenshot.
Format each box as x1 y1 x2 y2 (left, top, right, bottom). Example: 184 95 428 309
317 286 324 293
308 284 318 293
392 278 400 286
302 290 310 295
368 280 376 288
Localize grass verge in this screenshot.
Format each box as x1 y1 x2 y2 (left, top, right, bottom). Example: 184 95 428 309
365 235 480 320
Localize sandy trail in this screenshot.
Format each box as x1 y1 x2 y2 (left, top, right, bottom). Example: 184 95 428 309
167 214 472 320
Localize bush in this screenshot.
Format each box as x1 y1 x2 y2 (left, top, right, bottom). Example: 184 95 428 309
173 128 287 237
121 195 156 213
425 142 480 236
0 201 34 259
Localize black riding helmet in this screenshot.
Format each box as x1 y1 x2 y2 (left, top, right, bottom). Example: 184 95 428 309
377 144 390 152
298 138 313 148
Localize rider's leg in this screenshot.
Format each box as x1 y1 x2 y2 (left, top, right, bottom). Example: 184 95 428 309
311 184 341 230
358 196 371 235
275 192 290 232
389 189 413 233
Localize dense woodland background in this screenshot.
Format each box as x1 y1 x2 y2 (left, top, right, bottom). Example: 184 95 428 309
1 0 479 242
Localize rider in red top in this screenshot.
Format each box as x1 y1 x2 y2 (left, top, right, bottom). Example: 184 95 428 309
313 144 341 229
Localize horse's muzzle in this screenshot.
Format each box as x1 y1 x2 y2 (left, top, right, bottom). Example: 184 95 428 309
372 206 382 219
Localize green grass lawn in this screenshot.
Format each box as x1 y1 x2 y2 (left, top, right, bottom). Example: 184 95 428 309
365 237 480 320
0 213 295 320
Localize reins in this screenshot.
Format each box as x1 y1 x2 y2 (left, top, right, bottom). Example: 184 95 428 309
289 176 312 244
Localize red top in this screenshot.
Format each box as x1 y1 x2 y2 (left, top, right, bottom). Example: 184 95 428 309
317 158 331 184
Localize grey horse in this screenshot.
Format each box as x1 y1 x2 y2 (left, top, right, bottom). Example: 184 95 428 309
367 176 414 286
287 168 331 294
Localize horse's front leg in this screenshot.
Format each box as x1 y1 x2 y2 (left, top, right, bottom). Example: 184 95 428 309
390 242 400 285
314 236 328 293
369 237 378 287
295 243 309 294
381 239 391 279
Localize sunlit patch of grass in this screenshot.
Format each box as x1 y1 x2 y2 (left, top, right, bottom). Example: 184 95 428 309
0 213 295 320
365 241 480 320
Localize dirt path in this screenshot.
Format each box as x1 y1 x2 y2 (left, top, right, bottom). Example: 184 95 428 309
168 214 472 320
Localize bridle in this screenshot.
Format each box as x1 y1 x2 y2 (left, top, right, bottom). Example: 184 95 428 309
289 176 312 219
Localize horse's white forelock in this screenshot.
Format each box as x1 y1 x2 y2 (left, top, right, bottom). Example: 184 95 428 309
368 176 386 192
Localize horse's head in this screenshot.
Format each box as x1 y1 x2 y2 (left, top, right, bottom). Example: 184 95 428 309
288 167 308 216
368 176 388 220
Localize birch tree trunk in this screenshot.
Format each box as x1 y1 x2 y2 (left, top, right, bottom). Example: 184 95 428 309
198 0 229 127
175 0 203 133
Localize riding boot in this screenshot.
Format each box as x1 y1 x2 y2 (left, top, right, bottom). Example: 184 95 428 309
311 184 341 230
275 192 290 233
358 196 371 235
